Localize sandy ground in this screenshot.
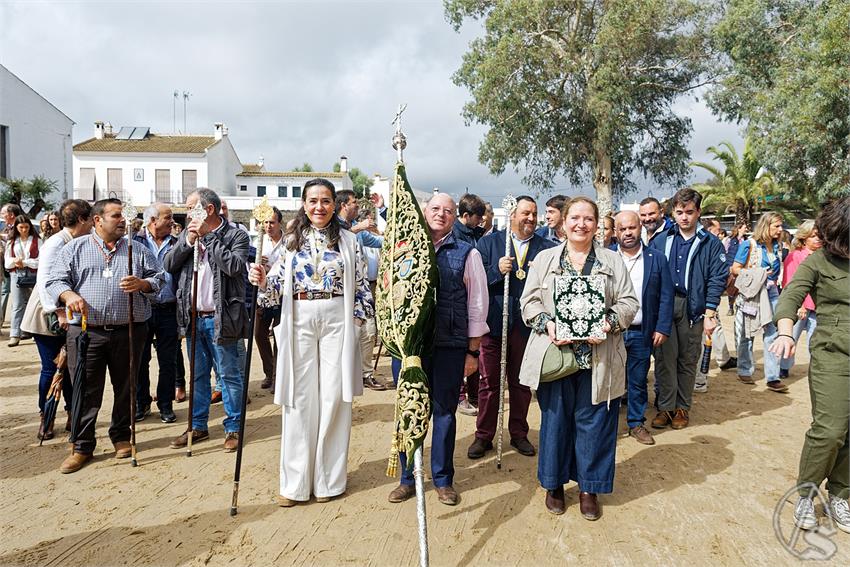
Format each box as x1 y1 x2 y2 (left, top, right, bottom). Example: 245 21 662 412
0 313 847 567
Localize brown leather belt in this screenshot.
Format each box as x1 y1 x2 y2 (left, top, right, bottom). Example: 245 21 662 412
197 311 216 318
294 291 342 301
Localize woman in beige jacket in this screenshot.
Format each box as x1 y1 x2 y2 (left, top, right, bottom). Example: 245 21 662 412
519 197 638 519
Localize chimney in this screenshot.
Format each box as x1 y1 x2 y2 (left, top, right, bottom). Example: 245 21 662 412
104 122 113 136
258 155 264 168
94 120 104 140
214 122 225 141
339 155 348 173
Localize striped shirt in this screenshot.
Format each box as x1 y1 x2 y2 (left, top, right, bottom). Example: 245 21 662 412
46 232 165 326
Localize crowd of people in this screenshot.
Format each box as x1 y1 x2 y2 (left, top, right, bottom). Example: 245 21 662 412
0 186 846 531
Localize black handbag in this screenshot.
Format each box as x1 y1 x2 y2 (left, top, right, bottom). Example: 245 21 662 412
16 269 36 288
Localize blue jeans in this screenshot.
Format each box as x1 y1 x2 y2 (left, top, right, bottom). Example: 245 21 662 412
187 316 243 433
624 330 652 428
736 285 780 382
781 311 817 371
213 337 245 393
398 348 465 488
536 369 620 494
34 333 70 412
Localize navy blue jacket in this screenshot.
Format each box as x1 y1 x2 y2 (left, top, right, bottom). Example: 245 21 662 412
616 245 674 344
477 229 556 338
650 226 728 323
452 219 480 246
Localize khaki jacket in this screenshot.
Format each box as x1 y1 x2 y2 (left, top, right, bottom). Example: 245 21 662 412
519 242 639 406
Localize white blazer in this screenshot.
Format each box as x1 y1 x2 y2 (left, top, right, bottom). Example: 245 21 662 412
273 229 363 408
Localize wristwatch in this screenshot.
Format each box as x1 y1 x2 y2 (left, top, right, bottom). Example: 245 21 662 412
466 349 480 358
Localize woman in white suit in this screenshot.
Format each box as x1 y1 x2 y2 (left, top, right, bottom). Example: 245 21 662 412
519 196 638 520
249 178 373 506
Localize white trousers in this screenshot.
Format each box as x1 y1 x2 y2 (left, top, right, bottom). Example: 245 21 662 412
281 297 352 501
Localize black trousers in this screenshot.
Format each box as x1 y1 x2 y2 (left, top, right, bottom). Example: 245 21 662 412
138 304 179 410
66 323 148 454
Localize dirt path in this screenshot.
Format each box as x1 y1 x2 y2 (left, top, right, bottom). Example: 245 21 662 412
1 315 846 566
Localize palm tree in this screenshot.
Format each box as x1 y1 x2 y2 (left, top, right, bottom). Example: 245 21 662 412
690 140 779 227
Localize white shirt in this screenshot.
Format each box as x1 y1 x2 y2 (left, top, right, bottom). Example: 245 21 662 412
619 245 644 327
196 217 226 312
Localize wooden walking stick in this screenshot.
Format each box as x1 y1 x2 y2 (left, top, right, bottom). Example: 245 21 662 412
186 201 208 457
123 199 140 467
495 194 517 470
230 197 273 516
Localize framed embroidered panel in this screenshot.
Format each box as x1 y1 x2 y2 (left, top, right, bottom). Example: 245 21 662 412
554 275 607 341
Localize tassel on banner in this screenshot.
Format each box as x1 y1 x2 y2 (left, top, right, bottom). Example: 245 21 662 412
387 432 400 477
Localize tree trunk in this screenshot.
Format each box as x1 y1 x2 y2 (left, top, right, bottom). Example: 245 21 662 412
735 201 749 231
593 151 613 239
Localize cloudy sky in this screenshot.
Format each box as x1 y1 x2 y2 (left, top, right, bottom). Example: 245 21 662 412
1 0 743 204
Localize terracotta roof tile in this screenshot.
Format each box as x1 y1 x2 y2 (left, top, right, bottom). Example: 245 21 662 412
74 134 217 153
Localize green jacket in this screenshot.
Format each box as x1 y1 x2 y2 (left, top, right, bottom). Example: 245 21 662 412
774 249 849 376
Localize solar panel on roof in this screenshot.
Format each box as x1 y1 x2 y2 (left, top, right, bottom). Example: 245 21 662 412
129 127 150 140
116 127 134 140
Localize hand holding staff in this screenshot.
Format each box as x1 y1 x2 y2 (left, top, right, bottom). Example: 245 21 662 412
496 194 517 470
186 202 208 457
230 196 274 516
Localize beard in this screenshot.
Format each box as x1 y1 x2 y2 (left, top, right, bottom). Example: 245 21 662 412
643 219 659 233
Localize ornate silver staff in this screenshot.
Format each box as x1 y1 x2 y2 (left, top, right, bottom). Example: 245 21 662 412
496 194 517 470
122 197 140 467
230 196 274 516
186 201 208 457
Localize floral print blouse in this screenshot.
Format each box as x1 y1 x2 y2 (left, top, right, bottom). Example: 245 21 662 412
527 246 621 370
258 228 374 321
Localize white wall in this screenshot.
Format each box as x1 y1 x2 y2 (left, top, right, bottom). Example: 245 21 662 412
0 65 74 205
73 153 208 205
206 137 243 196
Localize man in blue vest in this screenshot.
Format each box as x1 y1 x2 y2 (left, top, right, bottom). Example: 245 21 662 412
134 203 179 423
650 188 727 430
468 195 556 459
388 193 489 506
451 193 486 246
614 211 674 445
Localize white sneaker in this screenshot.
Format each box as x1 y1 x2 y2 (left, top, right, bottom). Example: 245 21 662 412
827 495 850 533
693 381 708 393
794 496 817 530
457 398 478 416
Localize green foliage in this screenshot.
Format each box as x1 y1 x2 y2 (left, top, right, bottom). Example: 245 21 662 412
707 0 850 199
444 0 715 212
690 140 782 225
0 175 57 218
291 162 314 172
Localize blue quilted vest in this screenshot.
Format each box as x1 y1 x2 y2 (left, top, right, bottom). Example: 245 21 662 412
434 233 472 348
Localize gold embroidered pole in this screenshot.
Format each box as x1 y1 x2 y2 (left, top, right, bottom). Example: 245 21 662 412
375 105 436 567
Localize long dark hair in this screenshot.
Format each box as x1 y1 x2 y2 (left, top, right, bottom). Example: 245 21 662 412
815 195 849 259
11 214 34 242
284 178 342 252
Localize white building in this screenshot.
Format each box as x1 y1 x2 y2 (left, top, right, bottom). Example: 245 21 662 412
72 121 242 206
0 64 74 204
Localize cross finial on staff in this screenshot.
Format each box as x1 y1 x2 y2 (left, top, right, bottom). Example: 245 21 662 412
391 103 408 163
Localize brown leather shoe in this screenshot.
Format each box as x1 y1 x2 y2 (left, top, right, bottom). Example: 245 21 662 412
651 411 672 429
628 425 655 445
315 493 342 503
211 391 222 404
60 451 93 474
435 485 459 506
260 376 273 389
113 441 131 459
175 387 186 403
170 429 209 448
737 375 755 385
37 412 55 440
671 408 689 430
223 432 239 452
579 491 600 521
767 380 789 393
467 437 493 459
545 486 566 515
388 483 416 503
